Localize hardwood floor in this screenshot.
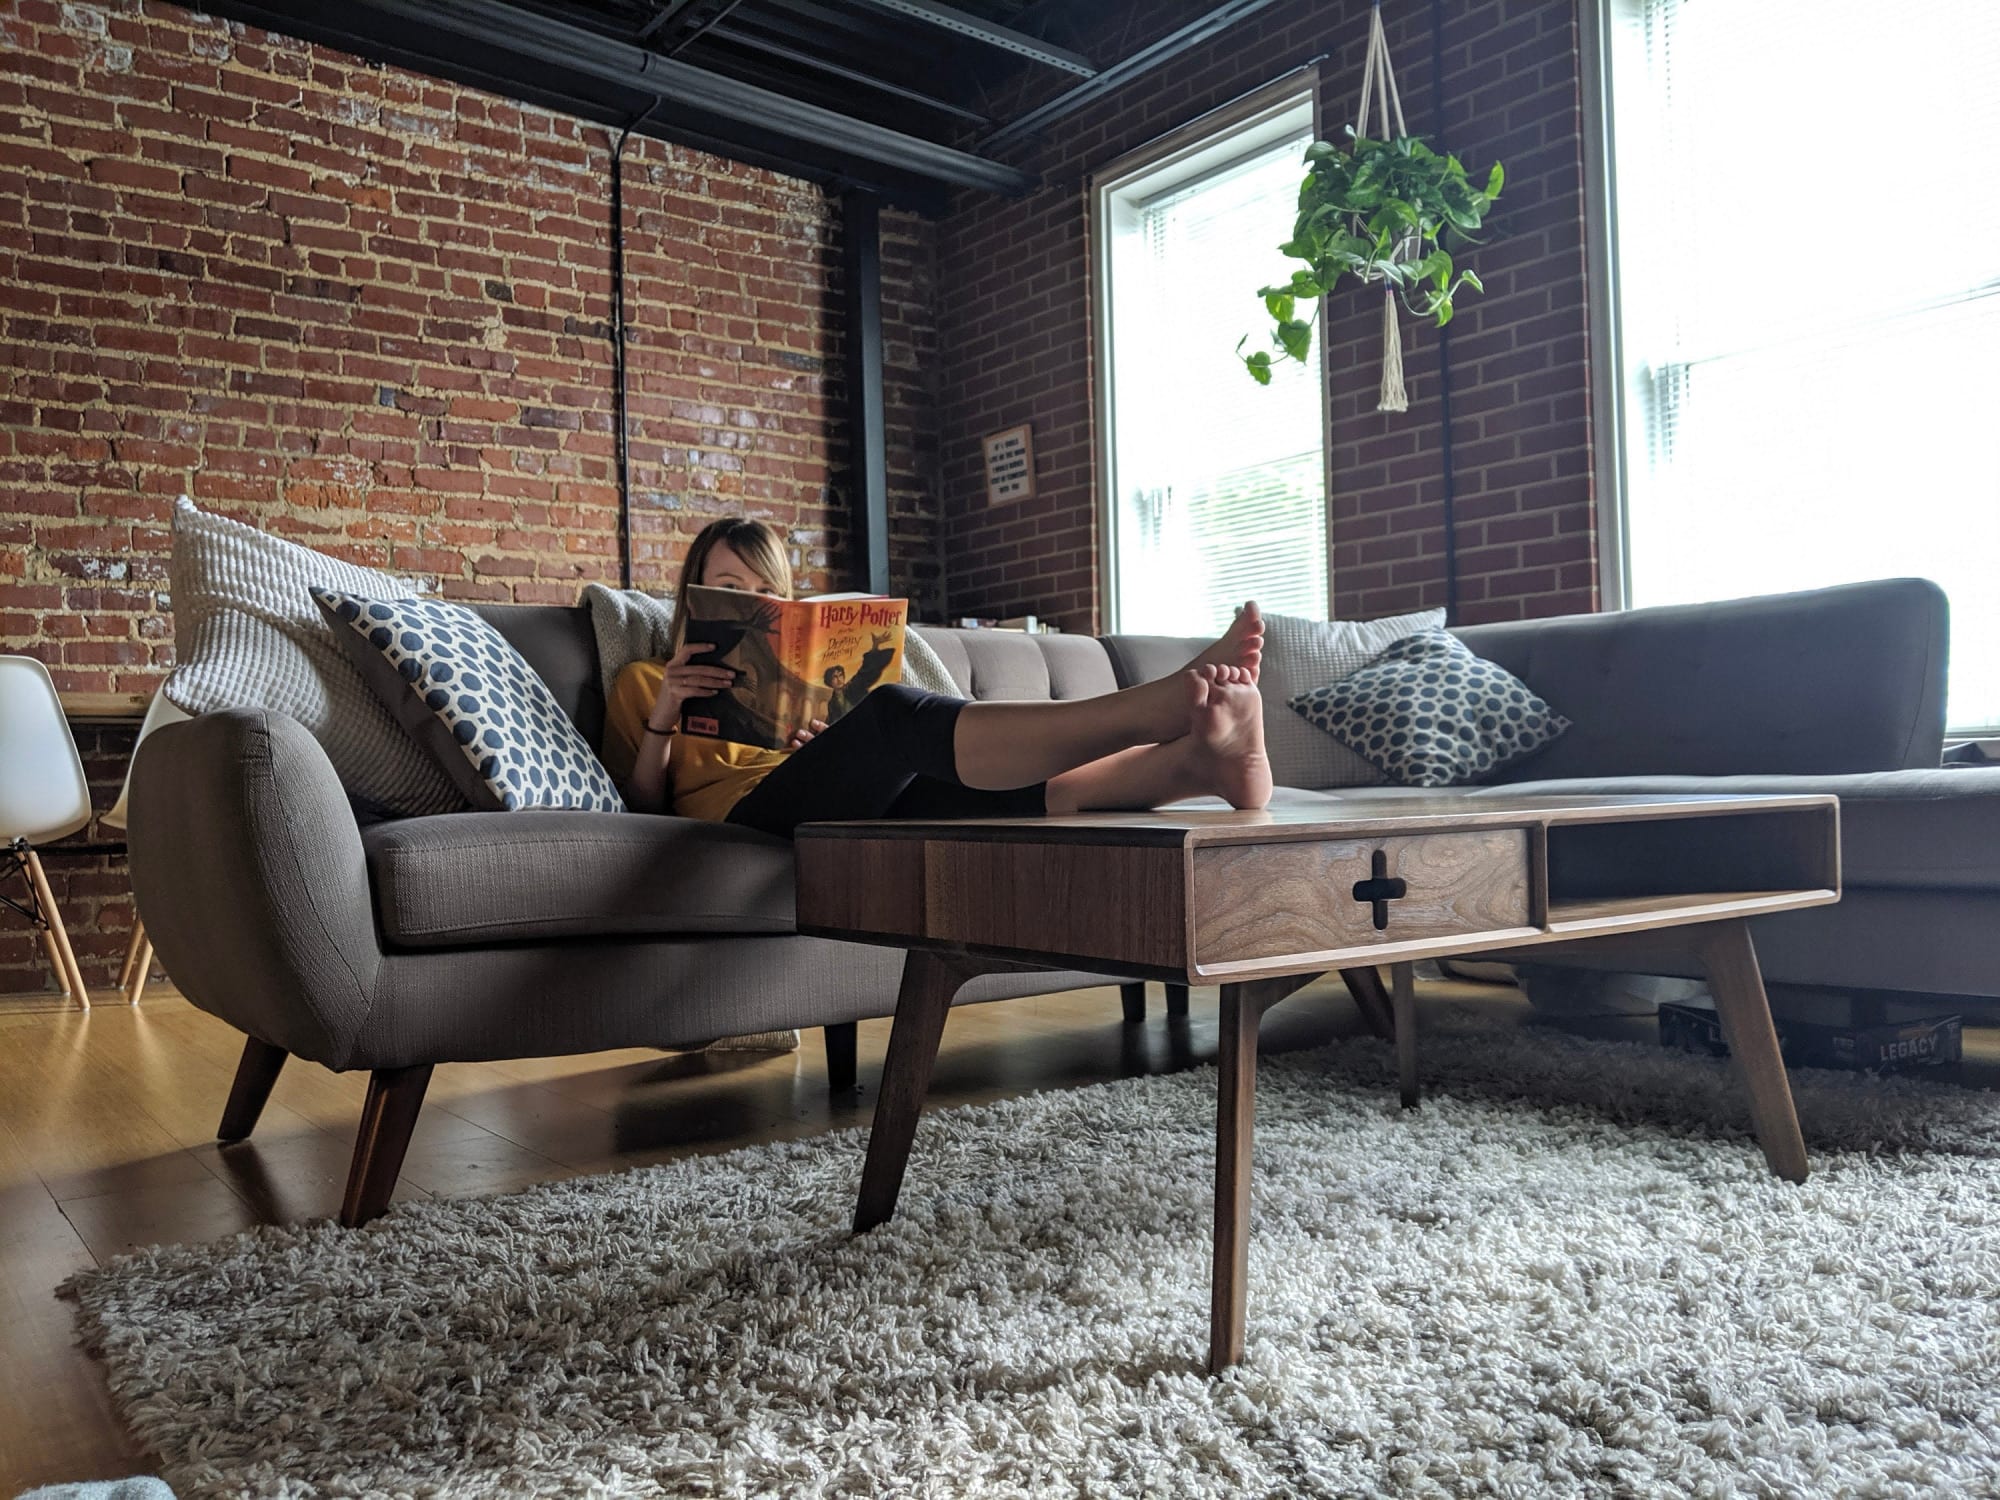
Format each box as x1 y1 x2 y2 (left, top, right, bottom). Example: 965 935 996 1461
3 974 1994 1490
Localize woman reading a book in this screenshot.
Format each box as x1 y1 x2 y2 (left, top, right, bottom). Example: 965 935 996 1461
605 518 1270 836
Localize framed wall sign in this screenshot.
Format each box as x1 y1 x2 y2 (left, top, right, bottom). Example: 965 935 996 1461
983 423 1035 506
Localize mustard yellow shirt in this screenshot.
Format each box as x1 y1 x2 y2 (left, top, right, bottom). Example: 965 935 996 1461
603 659 788 822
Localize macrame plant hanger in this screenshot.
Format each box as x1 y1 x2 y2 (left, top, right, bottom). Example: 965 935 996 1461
1354 1 1411 412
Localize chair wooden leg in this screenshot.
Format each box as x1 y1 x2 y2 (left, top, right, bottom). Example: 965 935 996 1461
24 849 88 1010
119 924 150 1004
339 1064 433 1228
123 936 153 1004
118 920 146 989
1165 983 1190 1018
1119 982 1146 1024
824 1021 859 1093
217 1037 289 1143
41 928 72 997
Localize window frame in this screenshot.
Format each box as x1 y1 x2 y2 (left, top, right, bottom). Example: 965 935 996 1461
1088 68 1326 634
1585 0 2000 734
1580 0 1631 613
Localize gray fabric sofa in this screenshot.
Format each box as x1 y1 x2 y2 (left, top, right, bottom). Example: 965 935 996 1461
1109 577 2000 1003
129 576 1998 1226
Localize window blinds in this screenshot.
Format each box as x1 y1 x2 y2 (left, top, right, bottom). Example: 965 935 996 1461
1615 0 2000 729
1106 134 1327 635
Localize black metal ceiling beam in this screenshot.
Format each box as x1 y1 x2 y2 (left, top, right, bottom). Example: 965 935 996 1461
201 0 958 208
843 0 1096 76
708 22 990 125
634 0 704 43
659 0 751 56
754 0 957 77
346 0 1034 194
981 0 1290 152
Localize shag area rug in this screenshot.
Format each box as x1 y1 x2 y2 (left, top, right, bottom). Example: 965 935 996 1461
65 1005 2000 1498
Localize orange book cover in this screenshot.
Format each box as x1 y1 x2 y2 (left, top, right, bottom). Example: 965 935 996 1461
677 587 909 749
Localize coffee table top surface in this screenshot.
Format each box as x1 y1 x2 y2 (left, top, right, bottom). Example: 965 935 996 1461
795 791 1839 848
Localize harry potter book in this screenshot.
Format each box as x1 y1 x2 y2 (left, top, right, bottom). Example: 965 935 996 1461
677 587 910 750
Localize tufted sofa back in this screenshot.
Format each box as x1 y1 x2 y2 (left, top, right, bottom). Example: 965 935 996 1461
467 603 1126 754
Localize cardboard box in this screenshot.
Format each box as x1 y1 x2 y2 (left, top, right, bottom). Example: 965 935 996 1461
1658 1002 1962 1073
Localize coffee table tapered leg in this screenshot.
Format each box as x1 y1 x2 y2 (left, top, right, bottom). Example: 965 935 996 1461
1391 961 1418 1108
855 950 973 1233
1339 966 1396 1039
1209 974 1316 1373
1691 918 1808 1183
1210 982 1262 1374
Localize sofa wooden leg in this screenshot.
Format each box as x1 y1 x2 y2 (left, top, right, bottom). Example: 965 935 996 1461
1119 982 1146 1024
217 1036 289 1143
1165 983 1190 1018
824 1022 859 1093
339 1064 432 1228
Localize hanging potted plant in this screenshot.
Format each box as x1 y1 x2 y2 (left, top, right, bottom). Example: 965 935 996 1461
1241 7 1503 410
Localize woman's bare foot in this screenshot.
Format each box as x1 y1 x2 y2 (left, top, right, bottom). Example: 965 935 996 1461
1040 665 1271 814
1185 663 1272 810
1191 601 1264 681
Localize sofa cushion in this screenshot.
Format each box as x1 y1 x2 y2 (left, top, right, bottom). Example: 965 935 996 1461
1289 628 1569 787
914 628 1120 701
162 496 466 817
362 811 797 948
317 590 625 814
1260 768 2000 893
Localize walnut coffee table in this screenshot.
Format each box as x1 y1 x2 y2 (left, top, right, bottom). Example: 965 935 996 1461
794 793 1840 1373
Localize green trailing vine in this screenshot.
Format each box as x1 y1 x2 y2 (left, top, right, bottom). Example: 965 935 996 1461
1242 128 1504 384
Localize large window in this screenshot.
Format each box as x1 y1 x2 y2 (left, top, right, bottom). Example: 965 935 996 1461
1093 88 1325 635
1598 0 2000 731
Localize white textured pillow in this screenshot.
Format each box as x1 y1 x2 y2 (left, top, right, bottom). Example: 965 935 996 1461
901 626 959 697
581 582 676 705
163 497 465 816
1258 607 1448 788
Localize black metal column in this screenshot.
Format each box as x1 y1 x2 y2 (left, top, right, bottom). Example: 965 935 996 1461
842 189 891 596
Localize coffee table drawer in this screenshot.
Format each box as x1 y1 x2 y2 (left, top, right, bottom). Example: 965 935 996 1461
1190 829 1533 970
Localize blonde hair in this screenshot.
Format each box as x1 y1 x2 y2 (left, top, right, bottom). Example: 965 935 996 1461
671 518 793 645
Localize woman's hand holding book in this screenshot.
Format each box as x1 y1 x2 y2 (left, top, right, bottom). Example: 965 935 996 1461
647 643 737 732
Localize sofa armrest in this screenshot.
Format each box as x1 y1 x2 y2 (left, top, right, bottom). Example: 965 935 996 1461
128 709 383 1070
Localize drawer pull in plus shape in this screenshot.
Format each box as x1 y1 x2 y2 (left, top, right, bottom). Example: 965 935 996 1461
1351 849 1409 931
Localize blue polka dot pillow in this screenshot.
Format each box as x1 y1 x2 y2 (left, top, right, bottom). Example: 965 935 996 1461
1287 628 1569 788
312 589 625 814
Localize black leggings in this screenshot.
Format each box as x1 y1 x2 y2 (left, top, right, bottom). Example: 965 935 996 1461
724 684 1048 839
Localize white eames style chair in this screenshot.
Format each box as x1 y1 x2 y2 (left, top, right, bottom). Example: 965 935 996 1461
99 690 190 1005
0 656 94 1008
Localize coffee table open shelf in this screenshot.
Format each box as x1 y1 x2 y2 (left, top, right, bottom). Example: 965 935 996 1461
796 793 1840 1372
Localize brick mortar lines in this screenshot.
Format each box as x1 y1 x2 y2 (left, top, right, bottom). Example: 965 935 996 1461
933 0 1597 631
0 0 943 991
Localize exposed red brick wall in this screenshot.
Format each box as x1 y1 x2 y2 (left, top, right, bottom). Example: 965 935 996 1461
0 0 939 993
935 0 1596 632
